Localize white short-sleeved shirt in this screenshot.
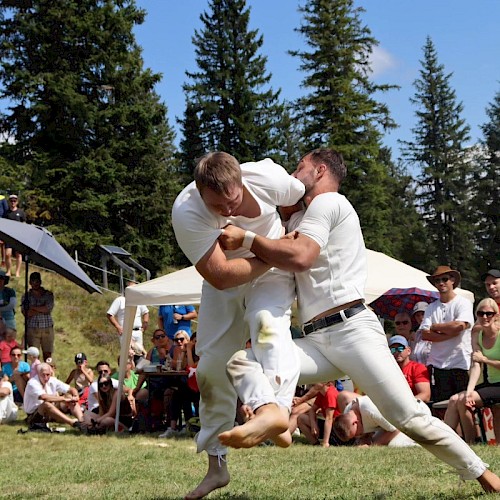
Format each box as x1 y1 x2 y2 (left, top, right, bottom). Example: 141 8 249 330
288 193 367 324
345 395 396 433
23 375 71 414
107 296 148 331
172 159 305 266
419 295 474 370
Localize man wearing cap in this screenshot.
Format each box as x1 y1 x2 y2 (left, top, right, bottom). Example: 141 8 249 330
21 272 55 361
4 194 26 278
388 335 430 402
419 266 474 405
482 269 500 306
410 302 431 366
23 346 41 378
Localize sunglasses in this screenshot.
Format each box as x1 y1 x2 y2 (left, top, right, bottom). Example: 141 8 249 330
395 320 409 326
390 346 406 354
98 369 110 375
154 334 166 340
434 277 449 284
477 311 495 318
11 353 22 357
98 381 111 388
174 338 185 342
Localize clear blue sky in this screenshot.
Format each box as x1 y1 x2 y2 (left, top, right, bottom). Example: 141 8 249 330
134 0 500 159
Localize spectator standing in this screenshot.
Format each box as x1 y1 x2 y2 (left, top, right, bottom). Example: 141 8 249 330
388 335 431 402
107 281 149 360
0 194 8 267
158 304 197 341
21 272 54 361
410 302 431 366
0 270 17 335
419 266 474 404
483 269 500 307
4 194 26 278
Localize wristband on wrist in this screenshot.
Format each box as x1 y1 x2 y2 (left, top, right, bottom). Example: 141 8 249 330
242 230 256 250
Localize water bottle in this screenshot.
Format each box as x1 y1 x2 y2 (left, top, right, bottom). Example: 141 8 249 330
165 354 172 371
173 306 178 324
176 356 183 372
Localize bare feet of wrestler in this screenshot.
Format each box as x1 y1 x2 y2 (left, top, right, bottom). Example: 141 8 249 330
218 403 289 449
184 455 230 500
477 470 500 493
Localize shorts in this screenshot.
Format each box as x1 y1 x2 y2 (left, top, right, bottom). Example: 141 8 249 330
26 408 46 427
475 382 500 407
430 367 469 402
26 327 54 353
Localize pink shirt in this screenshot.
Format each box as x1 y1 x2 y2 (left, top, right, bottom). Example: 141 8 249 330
0 339 20 364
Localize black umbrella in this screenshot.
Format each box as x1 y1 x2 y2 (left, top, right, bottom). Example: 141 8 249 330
0 219 101 347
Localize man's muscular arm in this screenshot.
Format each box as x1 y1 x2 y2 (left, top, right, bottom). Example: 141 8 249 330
219 224 320 273
195 239 271 290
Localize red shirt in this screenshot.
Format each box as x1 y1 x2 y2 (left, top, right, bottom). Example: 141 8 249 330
314 386 340 417
401 360 430 395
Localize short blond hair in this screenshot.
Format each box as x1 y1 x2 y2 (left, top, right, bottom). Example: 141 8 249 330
194 152 242 196
476 297 499 315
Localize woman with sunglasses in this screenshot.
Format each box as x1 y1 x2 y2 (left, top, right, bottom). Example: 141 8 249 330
83 374 136 432
444 298 500 443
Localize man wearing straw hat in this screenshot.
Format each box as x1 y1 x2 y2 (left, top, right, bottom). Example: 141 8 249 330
419 265 474 404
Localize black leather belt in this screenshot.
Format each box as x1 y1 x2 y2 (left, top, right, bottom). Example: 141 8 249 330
302 303 366 335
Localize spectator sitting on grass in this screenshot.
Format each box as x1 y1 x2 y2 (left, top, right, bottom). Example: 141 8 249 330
65 352 94 409
23 363 83 429
83 374 136 432
3 346 30 402
297 381 341 447
288 383 323 436
0 370 18 423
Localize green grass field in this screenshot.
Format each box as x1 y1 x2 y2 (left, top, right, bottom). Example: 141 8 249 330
2 268 499 499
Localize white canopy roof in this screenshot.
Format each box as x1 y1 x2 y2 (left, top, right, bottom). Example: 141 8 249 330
123 249 474 307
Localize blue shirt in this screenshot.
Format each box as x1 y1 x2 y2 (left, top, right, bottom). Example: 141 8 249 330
4 361 30 393
158 304 195 339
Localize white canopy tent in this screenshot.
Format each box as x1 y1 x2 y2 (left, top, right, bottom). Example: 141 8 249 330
115 250 474 429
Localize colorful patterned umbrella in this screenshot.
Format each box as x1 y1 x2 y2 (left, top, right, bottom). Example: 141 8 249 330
368 287 439 321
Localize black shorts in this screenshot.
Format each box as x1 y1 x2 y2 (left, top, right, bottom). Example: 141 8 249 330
431 367 469 402
475 382 500 407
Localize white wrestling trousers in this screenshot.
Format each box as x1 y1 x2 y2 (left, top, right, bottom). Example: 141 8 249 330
228 308 487 480
195 267 300 456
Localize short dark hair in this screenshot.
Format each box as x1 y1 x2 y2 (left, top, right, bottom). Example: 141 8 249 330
95 360 110 370
306 148 347 184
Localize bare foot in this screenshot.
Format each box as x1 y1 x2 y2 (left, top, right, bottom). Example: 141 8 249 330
477 470 500 493
219 403 288 449
184 455 230 500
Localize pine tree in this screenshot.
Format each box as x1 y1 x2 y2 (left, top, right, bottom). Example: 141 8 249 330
474 90 500 270
290 0 399 253
181 0 284 163
0 0 178 274
401 37 475 278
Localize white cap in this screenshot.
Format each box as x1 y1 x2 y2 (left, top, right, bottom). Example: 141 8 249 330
412 302 429 315
22 346 40 357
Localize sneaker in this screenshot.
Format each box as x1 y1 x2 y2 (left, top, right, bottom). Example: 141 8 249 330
158 428 178 438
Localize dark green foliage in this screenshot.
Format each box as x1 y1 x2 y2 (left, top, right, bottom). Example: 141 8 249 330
290 0 401 254
401 37 476 282
181 0 285 164
474 90 500 273
0 0 178 275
